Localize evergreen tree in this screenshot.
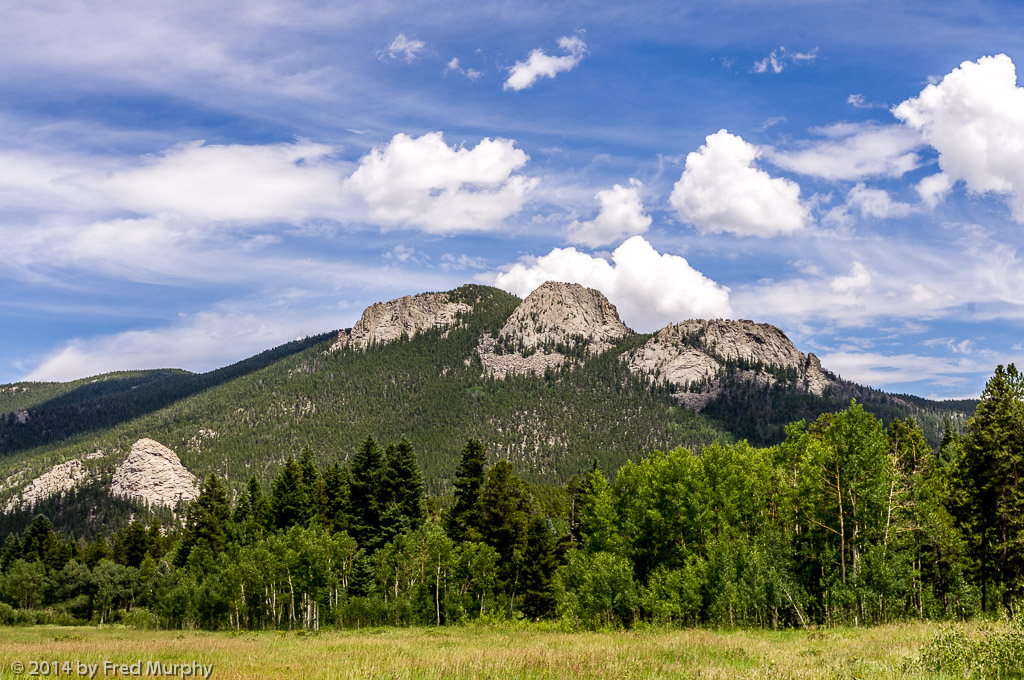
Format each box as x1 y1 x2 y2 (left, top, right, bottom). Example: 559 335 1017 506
82 534 110 568
348 436 386 552
477 460 536 600
176 474 231 567
577 464 622 555
951 364 1024 611
271 456 309 530
445 438 488 542
147 516 167 560
118 519 151 568
939 417 963 467
0 533 22 572
244 475 272 532
383 437 427 535
519 515 558 619
299 446 325 525
322 463 351 534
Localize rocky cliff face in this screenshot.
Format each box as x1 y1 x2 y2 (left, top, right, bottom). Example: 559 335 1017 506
499 281 630 352
331 292 471 351
478 281 631 377
625 319 833 408
111 438 198 508
4 459 90 512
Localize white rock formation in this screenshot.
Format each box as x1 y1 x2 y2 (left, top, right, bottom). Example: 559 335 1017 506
498 281 629 353
111 438 198 508
330 292 471 351
625 319 834 408
4 459 89 512
479 281 630 377
477 335 568 379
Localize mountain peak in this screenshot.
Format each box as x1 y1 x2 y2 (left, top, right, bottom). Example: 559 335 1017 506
477 281 631 378
624 318 834 408
500 281 630 351
331 291 471 351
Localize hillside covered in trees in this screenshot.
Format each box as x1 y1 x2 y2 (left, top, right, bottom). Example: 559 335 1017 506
0 284 974 541
0 364 1018 631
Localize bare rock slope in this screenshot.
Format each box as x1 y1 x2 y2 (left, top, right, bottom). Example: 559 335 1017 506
625 319 833 409
111 438 198 508
4 459 90 512
331 292 470 351
479 281 630 378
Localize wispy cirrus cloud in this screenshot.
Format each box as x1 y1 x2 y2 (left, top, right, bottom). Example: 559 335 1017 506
752 46 818 74
383 34 425 63
765 123 923 181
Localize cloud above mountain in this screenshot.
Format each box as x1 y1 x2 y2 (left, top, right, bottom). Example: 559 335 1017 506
486 235 732 330
670 130 808 237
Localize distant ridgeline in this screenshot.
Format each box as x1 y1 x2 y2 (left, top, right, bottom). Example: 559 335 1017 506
0 282 973 542
0 373 1018 630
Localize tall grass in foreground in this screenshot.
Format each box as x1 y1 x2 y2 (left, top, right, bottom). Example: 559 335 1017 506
0 621 1014 679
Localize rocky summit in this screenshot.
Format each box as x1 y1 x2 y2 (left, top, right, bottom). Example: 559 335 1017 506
625 319 834 409
110 438 198 508
478 281 630 378
331 291 471 351
499 281 630 351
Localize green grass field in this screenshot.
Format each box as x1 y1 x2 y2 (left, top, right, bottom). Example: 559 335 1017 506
0 622 973 679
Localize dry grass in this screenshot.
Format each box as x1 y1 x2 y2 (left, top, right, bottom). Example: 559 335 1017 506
0 622 951 679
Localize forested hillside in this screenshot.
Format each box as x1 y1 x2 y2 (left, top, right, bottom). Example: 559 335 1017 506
0 364 1017 632
0 284 974 540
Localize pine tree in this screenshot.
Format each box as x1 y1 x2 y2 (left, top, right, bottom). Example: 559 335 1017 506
299 446 325 525
271 456 309 530
383 437 427 534
519 515 558 619
322 463 351 534
176 474 231 567
477 460 536 598
119 520 151 568
348 435 386 552
952 364 1024 611
445 438 488 542
0 533 22 572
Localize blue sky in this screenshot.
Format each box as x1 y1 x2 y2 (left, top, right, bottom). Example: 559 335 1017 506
2 0 1024 399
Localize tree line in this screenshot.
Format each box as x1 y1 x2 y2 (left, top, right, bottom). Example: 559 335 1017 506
0 364 1020 630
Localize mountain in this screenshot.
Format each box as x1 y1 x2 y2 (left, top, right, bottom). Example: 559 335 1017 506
0 282 975 537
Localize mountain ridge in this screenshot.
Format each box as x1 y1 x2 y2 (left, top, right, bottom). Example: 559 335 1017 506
0 282 975 537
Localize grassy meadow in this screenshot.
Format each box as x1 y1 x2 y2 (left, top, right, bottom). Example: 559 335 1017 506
0 622 982 679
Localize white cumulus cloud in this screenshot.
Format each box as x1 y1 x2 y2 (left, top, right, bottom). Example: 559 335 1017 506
670 129 808 237
504 35 587 91
345 132 539 233
766 123 923 181
485 235 732 330
894 54 1024 221
567 179 651 248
